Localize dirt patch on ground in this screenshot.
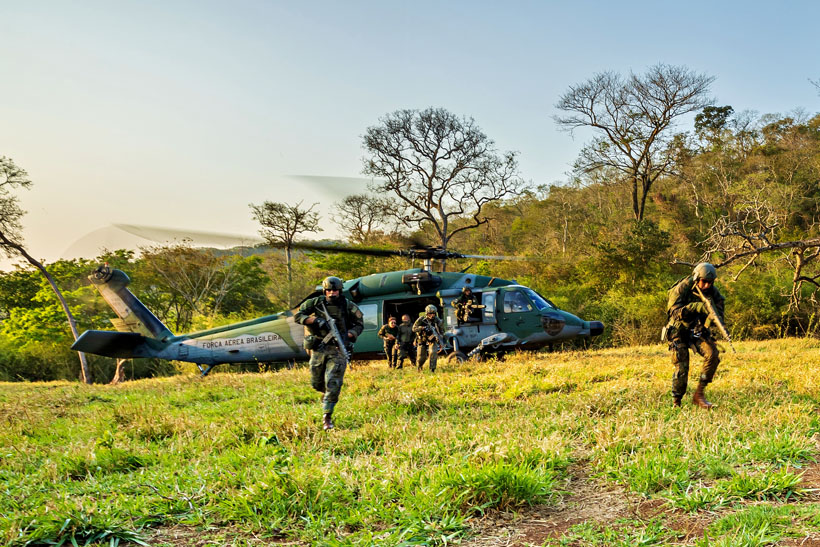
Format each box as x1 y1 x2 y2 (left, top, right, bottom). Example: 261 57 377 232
149 525 302 546
461 471 632 546
798 460 820 494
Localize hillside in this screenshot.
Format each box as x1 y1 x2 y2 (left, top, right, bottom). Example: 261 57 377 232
2 339 820 546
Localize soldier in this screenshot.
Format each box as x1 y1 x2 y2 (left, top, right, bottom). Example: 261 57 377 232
396 313 415 369
294 276 364 430
413 304 444 372
378 316 400 368
664 263 725 409
451 286 482 323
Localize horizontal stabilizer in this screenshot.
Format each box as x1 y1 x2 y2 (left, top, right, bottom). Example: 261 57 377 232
72 330 147 359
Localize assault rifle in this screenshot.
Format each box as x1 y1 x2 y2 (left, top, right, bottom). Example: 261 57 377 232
693 285 736 353
456 300 486 322
317 302 352 365
421 318 448 354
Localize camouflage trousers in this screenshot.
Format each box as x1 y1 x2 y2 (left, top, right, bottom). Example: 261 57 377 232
383 340 398 368
396 342 415 368
416 341 439 372
309 347 348 414
669 333 719 400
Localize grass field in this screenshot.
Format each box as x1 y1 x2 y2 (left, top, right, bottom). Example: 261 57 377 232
2 338 820 546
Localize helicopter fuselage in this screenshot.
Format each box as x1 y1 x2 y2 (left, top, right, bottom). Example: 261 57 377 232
72 267 603 374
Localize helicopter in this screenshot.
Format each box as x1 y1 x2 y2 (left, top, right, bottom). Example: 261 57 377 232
71 243 604 376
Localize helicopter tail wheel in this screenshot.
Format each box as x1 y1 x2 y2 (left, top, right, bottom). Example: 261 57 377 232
446 351 467 364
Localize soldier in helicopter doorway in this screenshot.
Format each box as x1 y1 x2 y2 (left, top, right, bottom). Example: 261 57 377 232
295 276 364 430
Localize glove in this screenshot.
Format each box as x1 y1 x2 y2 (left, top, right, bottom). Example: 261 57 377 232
312 318 328 331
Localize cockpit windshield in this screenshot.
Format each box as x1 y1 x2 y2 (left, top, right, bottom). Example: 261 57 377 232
523 288 555 310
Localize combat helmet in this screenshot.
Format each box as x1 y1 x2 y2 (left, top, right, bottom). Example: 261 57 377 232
425 304 437 314
322 276 344 291
462 285 472 293
692 263 717 283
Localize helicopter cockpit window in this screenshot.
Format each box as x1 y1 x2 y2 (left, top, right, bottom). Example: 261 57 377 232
503 290 534 313
523 288 555 311
357 303 379 331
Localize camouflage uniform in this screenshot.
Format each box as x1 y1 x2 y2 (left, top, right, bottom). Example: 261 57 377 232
396 317 415 369
452 291 480 323
665 264 725 407
378 322 400 368
412 310 443 372
294 291 364 422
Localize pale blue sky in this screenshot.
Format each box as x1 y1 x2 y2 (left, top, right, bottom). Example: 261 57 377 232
1 1 818 268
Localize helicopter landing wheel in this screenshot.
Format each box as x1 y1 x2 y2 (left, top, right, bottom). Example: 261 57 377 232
446 351 467 364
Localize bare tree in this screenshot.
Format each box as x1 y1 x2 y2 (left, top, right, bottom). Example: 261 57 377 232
331 194 392 244
139 242 250 331
555 64 715 221
700 200 820 312
0 157 91 383
250 200 321 307
362 108 524 269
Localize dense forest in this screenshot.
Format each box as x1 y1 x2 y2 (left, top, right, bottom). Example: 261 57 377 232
2 69 819 383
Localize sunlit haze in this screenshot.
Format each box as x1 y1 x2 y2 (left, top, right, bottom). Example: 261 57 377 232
1 1 818 270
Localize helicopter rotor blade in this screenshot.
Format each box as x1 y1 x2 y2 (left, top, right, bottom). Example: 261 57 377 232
456 253 540 261
284 241 404 258
113 224 264 247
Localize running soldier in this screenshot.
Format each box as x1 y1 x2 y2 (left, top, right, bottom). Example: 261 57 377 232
294 276 364 430
413 304 444 372
378 316 400 368
396 313 415 369
664 263 725 409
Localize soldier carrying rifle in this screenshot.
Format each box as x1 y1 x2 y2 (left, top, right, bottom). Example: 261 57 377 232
295 276 364 430
663 263 727 409
413 304 444 372
378 316 400 369
451 286 484 324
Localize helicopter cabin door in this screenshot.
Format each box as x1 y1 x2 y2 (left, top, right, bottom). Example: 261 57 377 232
497 288 542 339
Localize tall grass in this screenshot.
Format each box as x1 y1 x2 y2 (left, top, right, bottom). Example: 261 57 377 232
2 338 820 545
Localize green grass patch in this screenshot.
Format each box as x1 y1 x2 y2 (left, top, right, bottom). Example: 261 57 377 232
2 339 820 545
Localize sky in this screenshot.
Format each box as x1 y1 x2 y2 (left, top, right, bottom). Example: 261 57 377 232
1 0 818 270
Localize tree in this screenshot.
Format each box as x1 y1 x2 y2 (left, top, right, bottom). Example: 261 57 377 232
138 242 269 332
331 194 392 244
555 64 715 221
0 157 92 383
250 200 321 307
362 107 524 269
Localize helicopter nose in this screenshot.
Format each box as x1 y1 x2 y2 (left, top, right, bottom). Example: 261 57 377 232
541 312 566 336
589 321 604 336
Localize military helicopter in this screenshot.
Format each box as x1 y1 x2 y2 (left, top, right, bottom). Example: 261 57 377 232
71 242 604 375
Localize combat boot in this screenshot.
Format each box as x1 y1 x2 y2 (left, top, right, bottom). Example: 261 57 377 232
397 359 404 369
692 382 713 409
673 397 681 407
323 413 334 430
